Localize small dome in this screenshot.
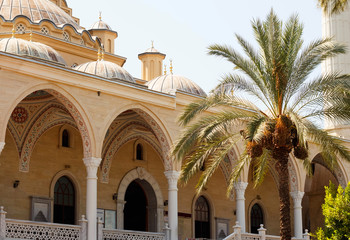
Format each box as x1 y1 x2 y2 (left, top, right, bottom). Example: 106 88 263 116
74 60 135 83
147 74 206 97
90 20 112 30
145 46 159 53
0 0 82 30
0 37 66 65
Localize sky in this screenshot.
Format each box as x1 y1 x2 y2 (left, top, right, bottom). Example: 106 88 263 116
68 0 322 93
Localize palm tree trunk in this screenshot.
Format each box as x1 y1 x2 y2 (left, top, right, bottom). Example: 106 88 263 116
275 149 292 240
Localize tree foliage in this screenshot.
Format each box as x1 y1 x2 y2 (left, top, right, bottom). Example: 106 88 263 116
172 10 350 240
314 182 350 240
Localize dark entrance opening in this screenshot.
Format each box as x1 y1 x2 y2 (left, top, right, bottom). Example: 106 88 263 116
54 176 75 224
124 180 148 231
123 179 158 232
195 196 210 238
250 203 264 233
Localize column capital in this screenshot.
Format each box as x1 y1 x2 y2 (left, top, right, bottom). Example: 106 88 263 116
83 157 102 179
234 182 248 199
290 191 304 200
0 142 5 154
290 191 304 208
83 157 102 168
164 170 180 184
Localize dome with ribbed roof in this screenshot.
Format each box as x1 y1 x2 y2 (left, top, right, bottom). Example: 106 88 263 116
147 73 206 97
0 0 82 30
74 60 135 83
0 37 66 65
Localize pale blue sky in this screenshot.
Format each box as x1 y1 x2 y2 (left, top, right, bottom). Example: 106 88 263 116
69 0 322 93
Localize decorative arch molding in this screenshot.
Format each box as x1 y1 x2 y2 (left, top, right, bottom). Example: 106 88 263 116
46 89 92 158
49 170 81 224
312 153 347 188
2 84 94 158
191 193 216 239
100 128 163 183
99 104 172 170
16 105 77 172
116 167 164 232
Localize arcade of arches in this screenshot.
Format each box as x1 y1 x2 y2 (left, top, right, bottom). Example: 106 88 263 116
0 87 349 240
0 1 349 239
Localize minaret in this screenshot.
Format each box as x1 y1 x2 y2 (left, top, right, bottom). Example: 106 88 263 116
322 6 350 129
322 6 350 75
138 41 166 81
88 13 118 54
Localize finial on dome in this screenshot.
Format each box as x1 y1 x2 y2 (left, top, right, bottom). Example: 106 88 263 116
99 11 102 20
11 24 15 38
164 64 167 75
151 40 154 48
169 59 173 74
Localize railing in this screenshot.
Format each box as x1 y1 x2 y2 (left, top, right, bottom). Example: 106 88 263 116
5 219 82 240
102 229 166 240
1 206 169 240
224 222 310 240
98 218 169 240
0 206 87 240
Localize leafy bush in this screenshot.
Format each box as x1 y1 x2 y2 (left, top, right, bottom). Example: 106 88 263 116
314 181 350 239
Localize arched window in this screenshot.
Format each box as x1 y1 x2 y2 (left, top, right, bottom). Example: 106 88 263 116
62 129 70 147
250 203 264 233
195 196 210 238
54 176 75 224
136 143 143 160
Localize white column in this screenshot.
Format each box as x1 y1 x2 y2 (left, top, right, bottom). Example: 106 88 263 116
290 191 304 239
83 157 102 240
234 182 248 232
164 171 180 240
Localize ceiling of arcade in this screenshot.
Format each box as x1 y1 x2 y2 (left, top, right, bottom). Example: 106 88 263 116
6 90 78 171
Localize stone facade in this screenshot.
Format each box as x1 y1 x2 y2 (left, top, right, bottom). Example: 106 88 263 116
0 1 350 240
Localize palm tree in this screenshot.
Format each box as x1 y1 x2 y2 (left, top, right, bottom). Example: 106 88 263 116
172 10 350 240
318 0 349 14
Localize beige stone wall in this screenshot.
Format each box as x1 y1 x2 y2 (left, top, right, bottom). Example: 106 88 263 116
0 126 85 222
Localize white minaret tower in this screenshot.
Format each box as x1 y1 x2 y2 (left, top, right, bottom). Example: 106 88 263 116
322 6 350 130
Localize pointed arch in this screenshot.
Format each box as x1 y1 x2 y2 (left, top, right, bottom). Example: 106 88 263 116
99 103 172 170
1 84 95 158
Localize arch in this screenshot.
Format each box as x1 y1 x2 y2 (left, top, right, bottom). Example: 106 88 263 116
100 124 163 183
310 153 347 188
50 170 81 224
116 167 164 232
191 194 215 239
99 104 172 170
1 84 95 158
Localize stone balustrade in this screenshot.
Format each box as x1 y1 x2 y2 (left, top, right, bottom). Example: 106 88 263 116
224 222 310 240
0 206 169 240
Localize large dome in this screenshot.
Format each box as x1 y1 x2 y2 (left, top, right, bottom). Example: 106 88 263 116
74 60 135 83
0 37 66 65
0 0 82 30
147 73 206 97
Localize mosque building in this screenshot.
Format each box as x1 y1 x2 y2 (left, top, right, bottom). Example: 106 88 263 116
0 1 349 240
